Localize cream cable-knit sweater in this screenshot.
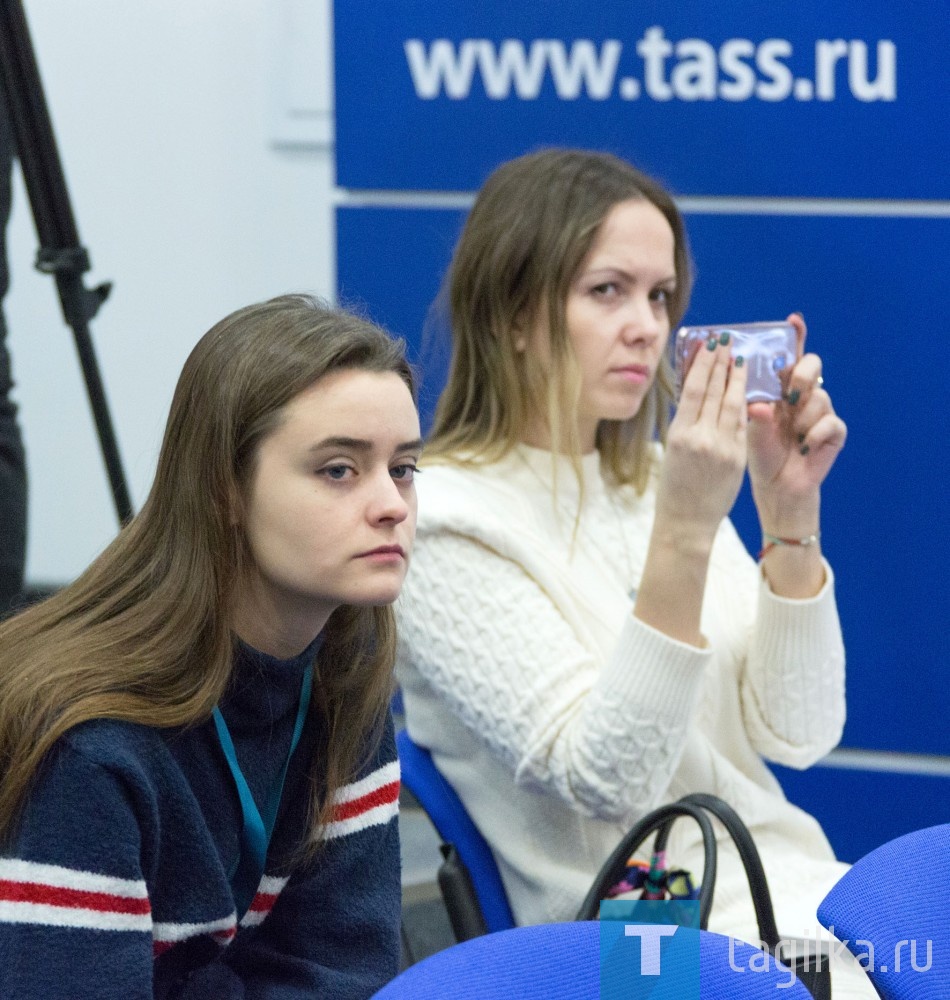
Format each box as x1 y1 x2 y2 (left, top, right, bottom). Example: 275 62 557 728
397 443 850 944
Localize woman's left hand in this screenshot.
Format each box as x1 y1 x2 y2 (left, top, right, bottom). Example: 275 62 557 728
747 314 848 534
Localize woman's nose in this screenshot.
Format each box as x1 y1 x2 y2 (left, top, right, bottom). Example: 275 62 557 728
620 296 662 342
368 474 411 525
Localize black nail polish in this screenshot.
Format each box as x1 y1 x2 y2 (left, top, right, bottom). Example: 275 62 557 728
786 389 801 406
719 331 731 346
797 433 806 444
800 444 810 456
735 355 745 368
706 336 718 351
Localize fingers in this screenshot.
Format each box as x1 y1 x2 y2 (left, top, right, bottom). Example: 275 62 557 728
675 335 720 422
786 312 807 356
677 334 747 430
698 340 732 423
780 352 823 409
782 355 846 458
799 411 848 457
720 349 748 433
659 337 749 536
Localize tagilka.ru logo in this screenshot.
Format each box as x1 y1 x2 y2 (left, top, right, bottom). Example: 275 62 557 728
601 901 937 997
623 925 680 975
600 900 700 999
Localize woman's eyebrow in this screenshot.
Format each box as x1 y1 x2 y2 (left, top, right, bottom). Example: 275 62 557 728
309 436 425 453
396 438 425 453
584 265 633 278
583 266 677 286
310 436 372 453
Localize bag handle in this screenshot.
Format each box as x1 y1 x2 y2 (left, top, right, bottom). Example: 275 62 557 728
575 801 717 923
656 793 781 951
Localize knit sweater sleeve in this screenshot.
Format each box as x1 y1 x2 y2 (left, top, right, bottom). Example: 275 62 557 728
0 738 155 1000
177 718 402 1000
398 531 711 821
740 562 846 767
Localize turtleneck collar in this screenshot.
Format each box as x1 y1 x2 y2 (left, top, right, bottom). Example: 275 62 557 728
221 632 324 731
510 442 605 501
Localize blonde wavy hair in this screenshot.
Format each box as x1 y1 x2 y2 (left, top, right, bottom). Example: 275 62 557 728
426 148 693 492
0 294 414 850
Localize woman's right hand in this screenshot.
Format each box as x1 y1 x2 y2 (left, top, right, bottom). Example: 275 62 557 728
655 335 749 548
634 337 748 646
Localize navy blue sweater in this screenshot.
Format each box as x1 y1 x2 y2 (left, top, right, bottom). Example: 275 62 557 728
0 638 402 998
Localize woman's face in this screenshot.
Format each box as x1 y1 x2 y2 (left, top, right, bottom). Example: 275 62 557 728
233 369 421 657
561 198 677 451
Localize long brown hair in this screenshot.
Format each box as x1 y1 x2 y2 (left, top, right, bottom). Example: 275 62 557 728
0 293 414 848
427 148 692 492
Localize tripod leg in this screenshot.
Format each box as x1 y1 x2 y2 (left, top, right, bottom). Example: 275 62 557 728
0 0 130 526
0 87 27 613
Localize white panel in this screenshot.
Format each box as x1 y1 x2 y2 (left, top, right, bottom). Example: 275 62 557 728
268 0 335 147
5 0 337 584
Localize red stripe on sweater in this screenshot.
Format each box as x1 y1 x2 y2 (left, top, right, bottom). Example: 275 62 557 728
0 879 151 916
247 892 279 914
152 924 236 957
332 780 400 822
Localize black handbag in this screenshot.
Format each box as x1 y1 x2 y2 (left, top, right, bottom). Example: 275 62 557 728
576 792 831 1000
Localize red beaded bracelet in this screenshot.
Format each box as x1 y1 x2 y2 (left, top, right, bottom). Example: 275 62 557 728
757 532 821 561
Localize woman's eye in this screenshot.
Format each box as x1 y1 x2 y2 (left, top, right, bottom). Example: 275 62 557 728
320 464 353 481
591 281 620 299
651 287 673 306
391 464 418 483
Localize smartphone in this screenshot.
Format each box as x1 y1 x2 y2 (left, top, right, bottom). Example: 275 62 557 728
674 321 798 403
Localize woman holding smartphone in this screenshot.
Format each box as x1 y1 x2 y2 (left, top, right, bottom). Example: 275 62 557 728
0 294 421 999
397 149 874 996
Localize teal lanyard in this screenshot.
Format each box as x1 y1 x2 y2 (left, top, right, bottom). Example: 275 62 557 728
212 667 313 920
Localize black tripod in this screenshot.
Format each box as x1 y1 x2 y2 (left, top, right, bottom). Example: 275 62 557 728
0 0 132 524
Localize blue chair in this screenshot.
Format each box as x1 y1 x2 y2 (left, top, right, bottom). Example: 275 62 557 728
817 822 949 1000
373 920 813 998
396 727 515 938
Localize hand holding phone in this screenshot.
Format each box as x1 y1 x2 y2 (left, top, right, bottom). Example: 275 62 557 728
674 322 798 403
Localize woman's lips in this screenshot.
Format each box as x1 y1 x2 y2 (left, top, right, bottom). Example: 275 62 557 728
610 364 650 384
356 545 406 563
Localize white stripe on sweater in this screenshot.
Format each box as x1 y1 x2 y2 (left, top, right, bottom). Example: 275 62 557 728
0 858 147 898
0 900 151 932
239 874 291 927
153 914 237 944
330 760 400 804
256 874 291 896
322 798 400 841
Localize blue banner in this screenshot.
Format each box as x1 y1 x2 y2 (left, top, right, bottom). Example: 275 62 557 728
337 205 950 761
334 1 947 197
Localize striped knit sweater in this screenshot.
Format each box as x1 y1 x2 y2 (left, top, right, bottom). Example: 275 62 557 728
0 637 401 999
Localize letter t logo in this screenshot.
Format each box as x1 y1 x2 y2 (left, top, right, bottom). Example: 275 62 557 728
624 924 678 975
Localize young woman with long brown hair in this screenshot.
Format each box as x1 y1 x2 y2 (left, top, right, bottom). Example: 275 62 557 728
397 150 876 996
0 294 422 998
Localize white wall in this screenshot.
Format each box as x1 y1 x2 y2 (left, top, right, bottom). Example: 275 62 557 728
5 0 335 585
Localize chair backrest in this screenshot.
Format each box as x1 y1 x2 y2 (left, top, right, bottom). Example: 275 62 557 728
396 727 515 934
372 920 813 998
817 822 949 1000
